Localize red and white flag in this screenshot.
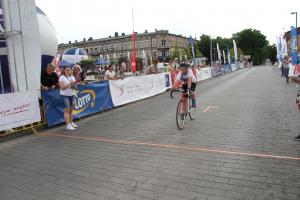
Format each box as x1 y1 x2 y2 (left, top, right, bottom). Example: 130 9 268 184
131 31 136 72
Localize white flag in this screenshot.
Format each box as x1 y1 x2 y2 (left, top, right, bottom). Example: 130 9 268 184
233 40 238 63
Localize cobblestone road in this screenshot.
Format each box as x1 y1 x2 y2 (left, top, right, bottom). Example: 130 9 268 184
1 66 300 200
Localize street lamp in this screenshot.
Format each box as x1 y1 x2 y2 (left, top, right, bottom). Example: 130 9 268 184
291 12 298 30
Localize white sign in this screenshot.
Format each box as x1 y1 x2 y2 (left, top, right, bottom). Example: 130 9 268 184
195 67 212 82
231 64 237 71
109 73 172 106
0 91 41 131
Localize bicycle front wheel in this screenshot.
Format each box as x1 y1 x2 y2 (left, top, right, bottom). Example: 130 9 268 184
189 103 196 120
176 99 185 130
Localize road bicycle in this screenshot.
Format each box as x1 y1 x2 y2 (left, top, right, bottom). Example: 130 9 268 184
170 89 196 130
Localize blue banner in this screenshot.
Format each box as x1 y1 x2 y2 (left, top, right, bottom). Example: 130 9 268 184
211 65 221 77
221 64 232 75
42 81 113 127
291 26 298 64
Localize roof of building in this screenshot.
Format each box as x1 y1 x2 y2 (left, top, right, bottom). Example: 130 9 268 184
58 30 190 47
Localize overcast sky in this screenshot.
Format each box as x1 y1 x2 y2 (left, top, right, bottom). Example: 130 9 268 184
36 0 299 45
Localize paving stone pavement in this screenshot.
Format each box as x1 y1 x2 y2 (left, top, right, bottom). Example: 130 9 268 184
0 66 300 200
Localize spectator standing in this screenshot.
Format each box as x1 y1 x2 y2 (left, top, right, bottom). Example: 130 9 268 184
59 65 78 131
104 64 117 80
282 56 289 83
167 59 174 73
119 62 127 79
145 60 159 75
73 64 86 83
41 63 58 90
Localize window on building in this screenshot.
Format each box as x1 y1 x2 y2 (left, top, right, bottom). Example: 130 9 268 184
162 50 166 57
153 51 157 57
161 40 166 47
152 40 157 47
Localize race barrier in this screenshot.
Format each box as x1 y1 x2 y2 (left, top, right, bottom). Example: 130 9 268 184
220 64 232 75
211 65 221 77
109 72 172 107
195 67 212 82
5 65 240 130
42 81 113 127
0 91 41 131
231 63 238 71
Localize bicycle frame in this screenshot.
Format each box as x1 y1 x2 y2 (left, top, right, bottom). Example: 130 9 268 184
170 88 195 130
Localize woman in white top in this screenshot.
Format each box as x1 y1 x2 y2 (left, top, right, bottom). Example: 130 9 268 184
104 64 117 80
59 65 78 131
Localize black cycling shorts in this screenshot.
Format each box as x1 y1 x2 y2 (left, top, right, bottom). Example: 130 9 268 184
182 82 196 92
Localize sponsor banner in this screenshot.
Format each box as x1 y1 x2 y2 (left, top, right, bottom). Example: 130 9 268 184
211 65 221 77
109 72 172 107
42 81 113 127
221 65 232 74
291 26 298 64
231 63 237 71
288 64 300 77
0 90 40 131
195 67 212 81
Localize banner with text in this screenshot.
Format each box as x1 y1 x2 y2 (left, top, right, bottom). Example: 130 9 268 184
42 81 113 127
195 67 212 82
109 72 172 106
231 63 238 71
0 91 41 131
221 64 232 74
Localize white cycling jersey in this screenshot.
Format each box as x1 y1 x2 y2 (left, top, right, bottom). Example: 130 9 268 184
176 69 197 83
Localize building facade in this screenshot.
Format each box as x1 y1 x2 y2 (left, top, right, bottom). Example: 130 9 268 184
58 29 190 63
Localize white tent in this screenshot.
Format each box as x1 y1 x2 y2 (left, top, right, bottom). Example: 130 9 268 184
2 0 41 92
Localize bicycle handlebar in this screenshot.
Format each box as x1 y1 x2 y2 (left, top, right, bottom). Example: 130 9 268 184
170 89 190 99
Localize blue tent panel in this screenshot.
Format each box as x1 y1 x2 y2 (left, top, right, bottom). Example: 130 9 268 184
59 60 73 67
95 59 109 65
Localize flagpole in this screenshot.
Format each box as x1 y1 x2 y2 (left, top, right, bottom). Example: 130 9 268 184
131 9 136 74
132 9 135 32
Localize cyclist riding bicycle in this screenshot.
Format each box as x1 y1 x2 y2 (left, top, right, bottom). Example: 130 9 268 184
172 62 197 107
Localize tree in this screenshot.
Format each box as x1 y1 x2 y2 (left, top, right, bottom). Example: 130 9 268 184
195 41 203 57
184 44 203 61
233 29 268 65
80 59 96 71
229 48 244 61
170 43 180 60
199 34 211 63
185 45 193 60
262 45 277 64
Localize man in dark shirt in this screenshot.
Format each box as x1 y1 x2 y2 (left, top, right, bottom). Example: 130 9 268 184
41 63 58 90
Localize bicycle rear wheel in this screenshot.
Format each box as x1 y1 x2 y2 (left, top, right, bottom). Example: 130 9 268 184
189 101 196 120
176 99 185 130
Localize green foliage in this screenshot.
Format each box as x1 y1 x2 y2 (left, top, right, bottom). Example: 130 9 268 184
185 44 193 60
195 41 203 57
233 29 268 65
199 34 211 62
184 43 203 61
199 35 231 63
262 45 277 64
80 59 96 69
170 43 180 60
229 48 244 60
